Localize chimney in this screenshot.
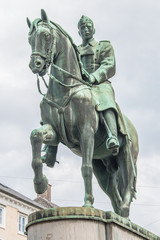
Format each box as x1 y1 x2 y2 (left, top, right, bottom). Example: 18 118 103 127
37 184 52 202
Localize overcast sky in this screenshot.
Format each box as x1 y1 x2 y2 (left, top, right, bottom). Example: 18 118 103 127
0 0 160 236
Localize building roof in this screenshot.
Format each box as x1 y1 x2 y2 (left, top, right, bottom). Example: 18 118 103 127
34 197 59 208
0 183 45 209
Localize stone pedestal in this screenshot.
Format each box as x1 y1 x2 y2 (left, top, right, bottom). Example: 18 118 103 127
26 207 160 240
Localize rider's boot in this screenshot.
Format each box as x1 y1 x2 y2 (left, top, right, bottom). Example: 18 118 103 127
103 109 119 156
41 145 58 167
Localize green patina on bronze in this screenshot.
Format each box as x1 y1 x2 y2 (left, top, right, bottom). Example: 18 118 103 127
26 207 160 240
27 10 139 218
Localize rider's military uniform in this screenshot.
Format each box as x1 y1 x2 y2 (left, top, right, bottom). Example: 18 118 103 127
78 39 127 136
78 38 117 112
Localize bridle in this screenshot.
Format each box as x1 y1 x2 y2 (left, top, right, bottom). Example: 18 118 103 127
31 22 57 73
31 22 92 95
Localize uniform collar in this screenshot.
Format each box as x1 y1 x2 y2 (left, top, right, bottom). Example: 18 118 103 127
82 38 97 47
88 38 97 46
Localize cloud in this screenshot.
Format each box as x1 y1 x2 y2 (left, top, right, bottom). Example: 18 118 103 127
0 0 160 236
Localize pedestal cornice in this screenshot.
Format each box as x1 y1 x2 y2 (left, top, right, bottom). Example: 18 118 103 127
26 207 160 240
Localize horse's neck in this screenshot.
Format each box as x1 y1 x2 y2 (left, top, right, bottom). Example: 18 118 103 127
47 31 82 105
55 32 81 78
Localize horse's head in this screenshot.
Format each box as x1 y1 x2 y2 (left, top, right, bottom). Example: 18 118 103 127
27 10 55 76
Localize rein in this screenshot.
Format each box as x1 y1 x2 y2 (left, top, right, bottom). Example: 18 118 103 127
50 63 92 87
36 64 91 96
33 21 92 95
37 75 48 96
37 61 92 95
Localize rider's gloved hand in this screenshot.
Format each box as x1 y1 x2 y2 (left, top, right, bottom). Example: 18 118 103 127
89 74 96 84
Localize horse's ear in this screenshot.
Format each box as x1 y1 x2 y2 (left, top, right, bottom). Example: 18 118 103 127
41 9 48 23
26 17 31 28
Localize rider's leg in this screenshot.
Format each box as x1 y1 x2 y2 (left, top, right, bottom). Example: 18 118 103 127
103 109 119 156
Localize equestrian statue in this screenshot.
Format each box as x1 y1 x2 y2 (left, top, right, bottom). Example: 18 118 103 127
27 9 139 218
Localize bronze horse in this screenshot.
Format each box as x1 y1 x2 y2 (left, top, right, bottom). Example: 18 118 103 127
27 10 139 217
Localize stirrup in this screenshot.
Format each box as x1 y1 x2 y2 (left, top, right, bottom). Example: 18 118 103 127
41 146 58 167
106 136 119 156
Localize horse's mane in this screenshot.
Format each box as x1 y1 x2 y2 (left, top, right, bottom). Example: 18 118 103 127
50 21 87 79
50 21 75 48
28 18 89 81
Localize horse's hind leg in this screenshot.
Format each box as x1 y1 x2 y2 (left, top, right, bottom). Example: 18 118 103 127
102 158 122 214
30 124 57 194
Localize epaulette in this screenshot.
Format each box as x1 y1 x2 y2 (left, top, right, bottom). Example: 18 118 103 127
100 40 111 43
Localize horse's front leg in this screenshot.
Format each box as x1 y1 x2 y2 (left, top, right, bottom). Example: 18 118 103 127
80 126 95 207
30 124 57 194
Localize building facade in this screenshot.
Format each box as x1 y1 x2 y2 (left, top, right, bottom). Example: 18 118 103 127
0 183 44 240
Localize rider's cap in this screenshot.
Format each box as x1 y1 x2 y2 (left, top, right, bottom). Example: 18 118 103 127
78 15 93 29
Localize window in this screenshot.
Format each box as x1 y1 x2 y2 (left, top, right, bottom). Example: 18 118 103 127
18 214 27 234
0 206 5 228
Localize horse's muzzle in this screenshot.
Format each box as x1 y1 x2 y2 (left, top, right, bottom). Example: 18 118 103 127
29 55 46 76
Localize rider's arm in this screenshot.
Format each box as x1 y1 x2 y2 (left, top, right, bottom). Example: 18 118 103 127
90 41 116 84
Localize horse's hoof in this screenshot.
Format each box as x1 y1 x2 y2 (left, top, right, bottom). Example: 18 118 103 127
83 202 94 208
121 205 130 218
84 194 94 207
34 175 48 194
